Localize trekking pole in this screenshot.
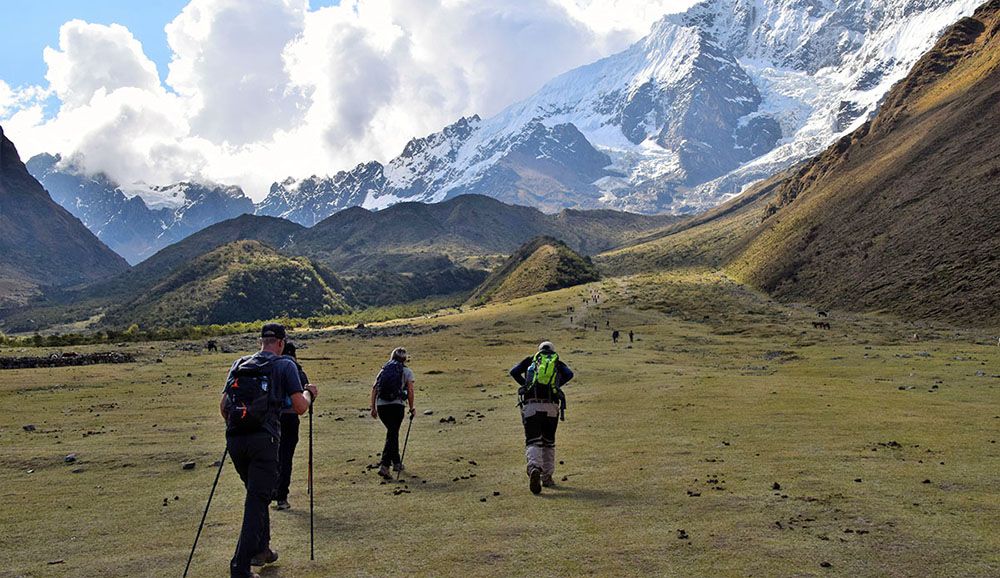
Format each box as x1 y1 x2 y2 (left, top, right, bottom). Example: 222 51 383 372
308 402 314 562
183 447 227 578
397 412 414 480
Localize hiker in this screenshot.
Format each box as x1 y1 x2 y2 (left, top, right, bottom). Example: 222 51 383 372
206 340 218 352
509 341 573 494
629 330 634 343
370 347 415 479
272 341 310 511
220 324 318 578
612 330 619 344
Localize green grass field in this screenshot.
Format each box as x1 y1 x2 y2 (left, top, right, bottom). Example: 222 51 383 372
2 270 997 577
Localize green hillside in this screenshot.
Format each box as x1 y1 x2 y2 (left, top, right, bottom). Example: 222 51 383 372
295 194 677 272
468 236 600 305
102 240 350 328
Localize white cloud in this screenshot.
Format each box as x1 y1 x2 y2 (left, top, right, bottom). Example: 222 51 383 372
0 0 695 201
44 20 164 108
166 0 311 144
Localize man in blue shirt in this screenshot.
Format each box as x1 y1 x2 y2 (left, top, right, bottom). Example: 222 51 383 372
509 341 573 494
220 324 318 578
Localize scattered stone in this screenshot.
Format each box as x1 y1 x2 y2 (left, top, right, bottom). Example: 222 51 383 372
922 479 931 484
187 373 193 377
480 497 487 502
854 478 863 483
493 491 500 496
561 476 568 482
70 467 84 474
423 410 434 415
64 453 77 463
211 460 222 467
820 561 832 568
48 559 65 565
190 435 197 440
676 529 689 540
182 461 196 470
23 424 36 432
559 460 564 465
468 460 478 466
772 482 781 491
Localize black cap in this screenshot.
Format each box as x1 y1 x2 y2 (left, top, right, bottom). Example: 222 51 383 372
261 323 286 340
282 341 297 358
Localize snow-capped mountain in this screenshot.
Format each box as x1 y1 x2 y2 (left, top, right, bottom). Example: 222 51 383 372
260 0 981 220
27 154 253 264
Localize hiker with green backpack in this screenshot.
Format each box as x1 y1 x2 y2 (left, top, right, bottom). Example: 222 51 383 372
510 341 573 494
370 347 416 479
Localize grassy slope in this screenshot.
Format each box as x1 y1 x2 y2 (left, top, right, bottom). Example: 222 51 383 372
596 4 1000 328
594 176 782 276
468 236 600 305
1 272 997 577
728 4 1000 326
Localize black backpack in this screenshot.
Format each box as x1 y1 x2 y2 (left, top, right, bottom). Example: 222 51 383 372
375 360 407 402
223 356 276 434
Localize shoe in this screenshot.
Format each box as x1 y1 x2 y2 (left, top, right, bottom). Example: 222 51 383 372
250 548 278 566
542 475 555 487
392 462 405 472
378 464 392 479
274 499 291 510
529 468 542 495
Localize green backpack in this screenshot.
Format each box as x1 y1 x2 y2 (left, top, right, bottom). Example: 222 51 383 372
527 351 560 399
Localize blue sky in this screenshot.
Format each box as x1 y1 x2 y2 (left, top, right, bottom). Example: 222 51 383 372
0 0 339 88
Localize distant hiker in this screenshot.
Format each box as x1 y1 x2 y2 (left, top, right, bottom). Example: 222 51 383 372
612 330 620 344
628 330 634 343
221 324 317 578
570 316 574 324
370 347 415 479
509 341 574 494
606 319 610 328
273 341 310 511
206 340 218 352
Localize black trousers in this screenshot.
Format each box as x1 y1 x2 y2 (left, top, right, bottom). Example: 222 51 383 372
523 412 559 447
227 432 278 578
275 413 299 501
378 404 405 466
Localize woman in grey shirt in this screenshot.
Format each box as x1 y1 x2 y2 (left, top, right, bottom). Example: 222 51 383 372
370 347 415 479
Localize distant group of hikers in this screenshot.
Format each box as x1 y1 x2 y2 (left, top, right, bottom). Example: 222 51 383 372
214 323 574 578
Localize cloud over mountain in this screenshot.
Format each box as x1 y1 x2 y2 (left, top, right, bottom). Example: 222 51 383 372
0 0 689 201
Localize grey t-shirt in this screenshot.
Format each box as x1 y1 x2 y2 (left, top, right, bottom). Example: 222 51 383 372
375 366 414 406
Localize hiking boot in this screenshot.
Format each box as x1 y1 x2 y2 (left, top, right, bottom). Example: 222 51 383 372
529 468 542 495
250 548 278 566
378 464 392 479
542 475 555 488
274 499 291 511
392 462 405 473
